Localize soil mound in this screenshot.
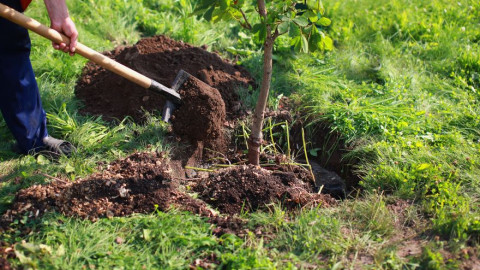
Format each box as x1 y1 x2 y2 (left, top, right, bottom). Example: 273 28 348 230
75 35 254 122
2 154 334 225
193 165 336 215
172 75 227 155
75 35 253 162
1 152 211 223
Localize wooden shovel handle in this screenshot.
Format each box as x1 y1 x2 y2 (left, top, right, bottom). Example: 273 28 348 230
0 2 152 89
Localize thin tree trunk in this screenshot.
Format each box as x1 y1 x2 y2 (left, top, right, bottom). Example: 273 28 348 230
247 0 277 165
248 36 274 165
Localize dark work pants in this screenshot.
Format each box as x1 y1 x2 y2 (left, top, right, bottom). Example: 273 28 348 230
0 0 48 153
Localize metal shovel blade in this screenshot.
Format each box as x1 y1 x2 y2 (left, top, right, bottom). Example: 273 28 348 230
161 70 191 122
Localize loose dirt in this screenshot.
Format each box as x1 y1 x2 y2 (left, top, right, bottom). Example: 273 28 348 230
0 242 14 270
171 75 227 156
75 35 253 123
2 152 333 226
194 165 336 215
1 152 212 223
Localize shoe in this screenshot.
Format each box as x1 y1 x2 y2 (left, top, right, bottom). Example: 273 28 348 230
41 136 76 157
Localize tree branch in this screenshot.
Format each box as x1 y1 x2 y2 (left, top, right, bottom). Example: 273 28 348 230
240 8 252 29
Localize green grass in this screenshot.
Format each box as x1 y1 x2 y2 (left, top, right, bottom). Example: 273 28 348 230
12 211 226 269
1 0 479 268
294 0 480 242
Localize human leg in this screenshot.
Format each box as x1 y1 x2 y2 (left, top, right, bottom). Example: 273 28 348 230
0 0 48 154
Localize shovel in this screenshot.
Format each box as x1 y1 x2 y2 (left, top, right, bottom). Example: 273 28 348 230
0 3 188 122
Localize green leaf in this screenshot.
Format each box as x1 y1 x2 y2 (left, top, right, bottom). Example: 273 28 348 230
309 32 321 52
252 23 267 43
227 7 243 20
323 36 334 50
213 9 230 23
290 36 302 51
219 0 230 10
195 0 216 11
36 154 50 165
143 229 152 241
252 23 263 34
304 10 318 23
278 21 289 34
318 17 331 27
65 164 75 174
289 22 301 37
301 34 309 53
279 15 290 22
307 0 325 13
293 16 309 27
309 148 321 157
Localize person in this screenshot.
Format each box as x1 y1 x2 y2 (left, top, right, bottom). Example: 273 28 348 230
0 0 78 156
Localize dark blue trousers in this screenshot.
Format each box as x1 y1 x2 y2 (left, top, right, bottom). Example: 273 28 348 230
0 0 48 153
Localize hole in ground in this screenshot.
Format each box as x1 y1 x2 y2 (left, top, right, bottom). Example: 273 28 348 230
294 121 361 199
261 104 361 199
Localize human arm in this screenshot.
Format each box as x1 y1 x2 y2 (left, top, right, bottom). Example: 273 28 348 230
43 0 78 55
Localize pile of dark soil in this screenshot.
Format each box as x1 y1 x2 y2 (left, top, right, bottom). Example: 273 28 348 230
1 152 211 223
2 153 333 223
75 35 253 123
194 165 336 215
76 35 253 161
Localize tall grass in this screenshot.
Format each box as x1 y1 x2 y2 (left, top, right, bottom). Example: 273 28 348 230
292 0 480 240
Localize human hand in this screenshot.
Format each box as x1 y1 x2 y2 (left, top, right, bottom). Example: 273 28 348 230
50 17 78 56
44 0 78 56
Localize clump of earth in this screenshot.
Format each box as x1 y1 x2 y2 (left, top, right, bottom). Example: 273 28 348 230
76 35 253 159
194 165 336 215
